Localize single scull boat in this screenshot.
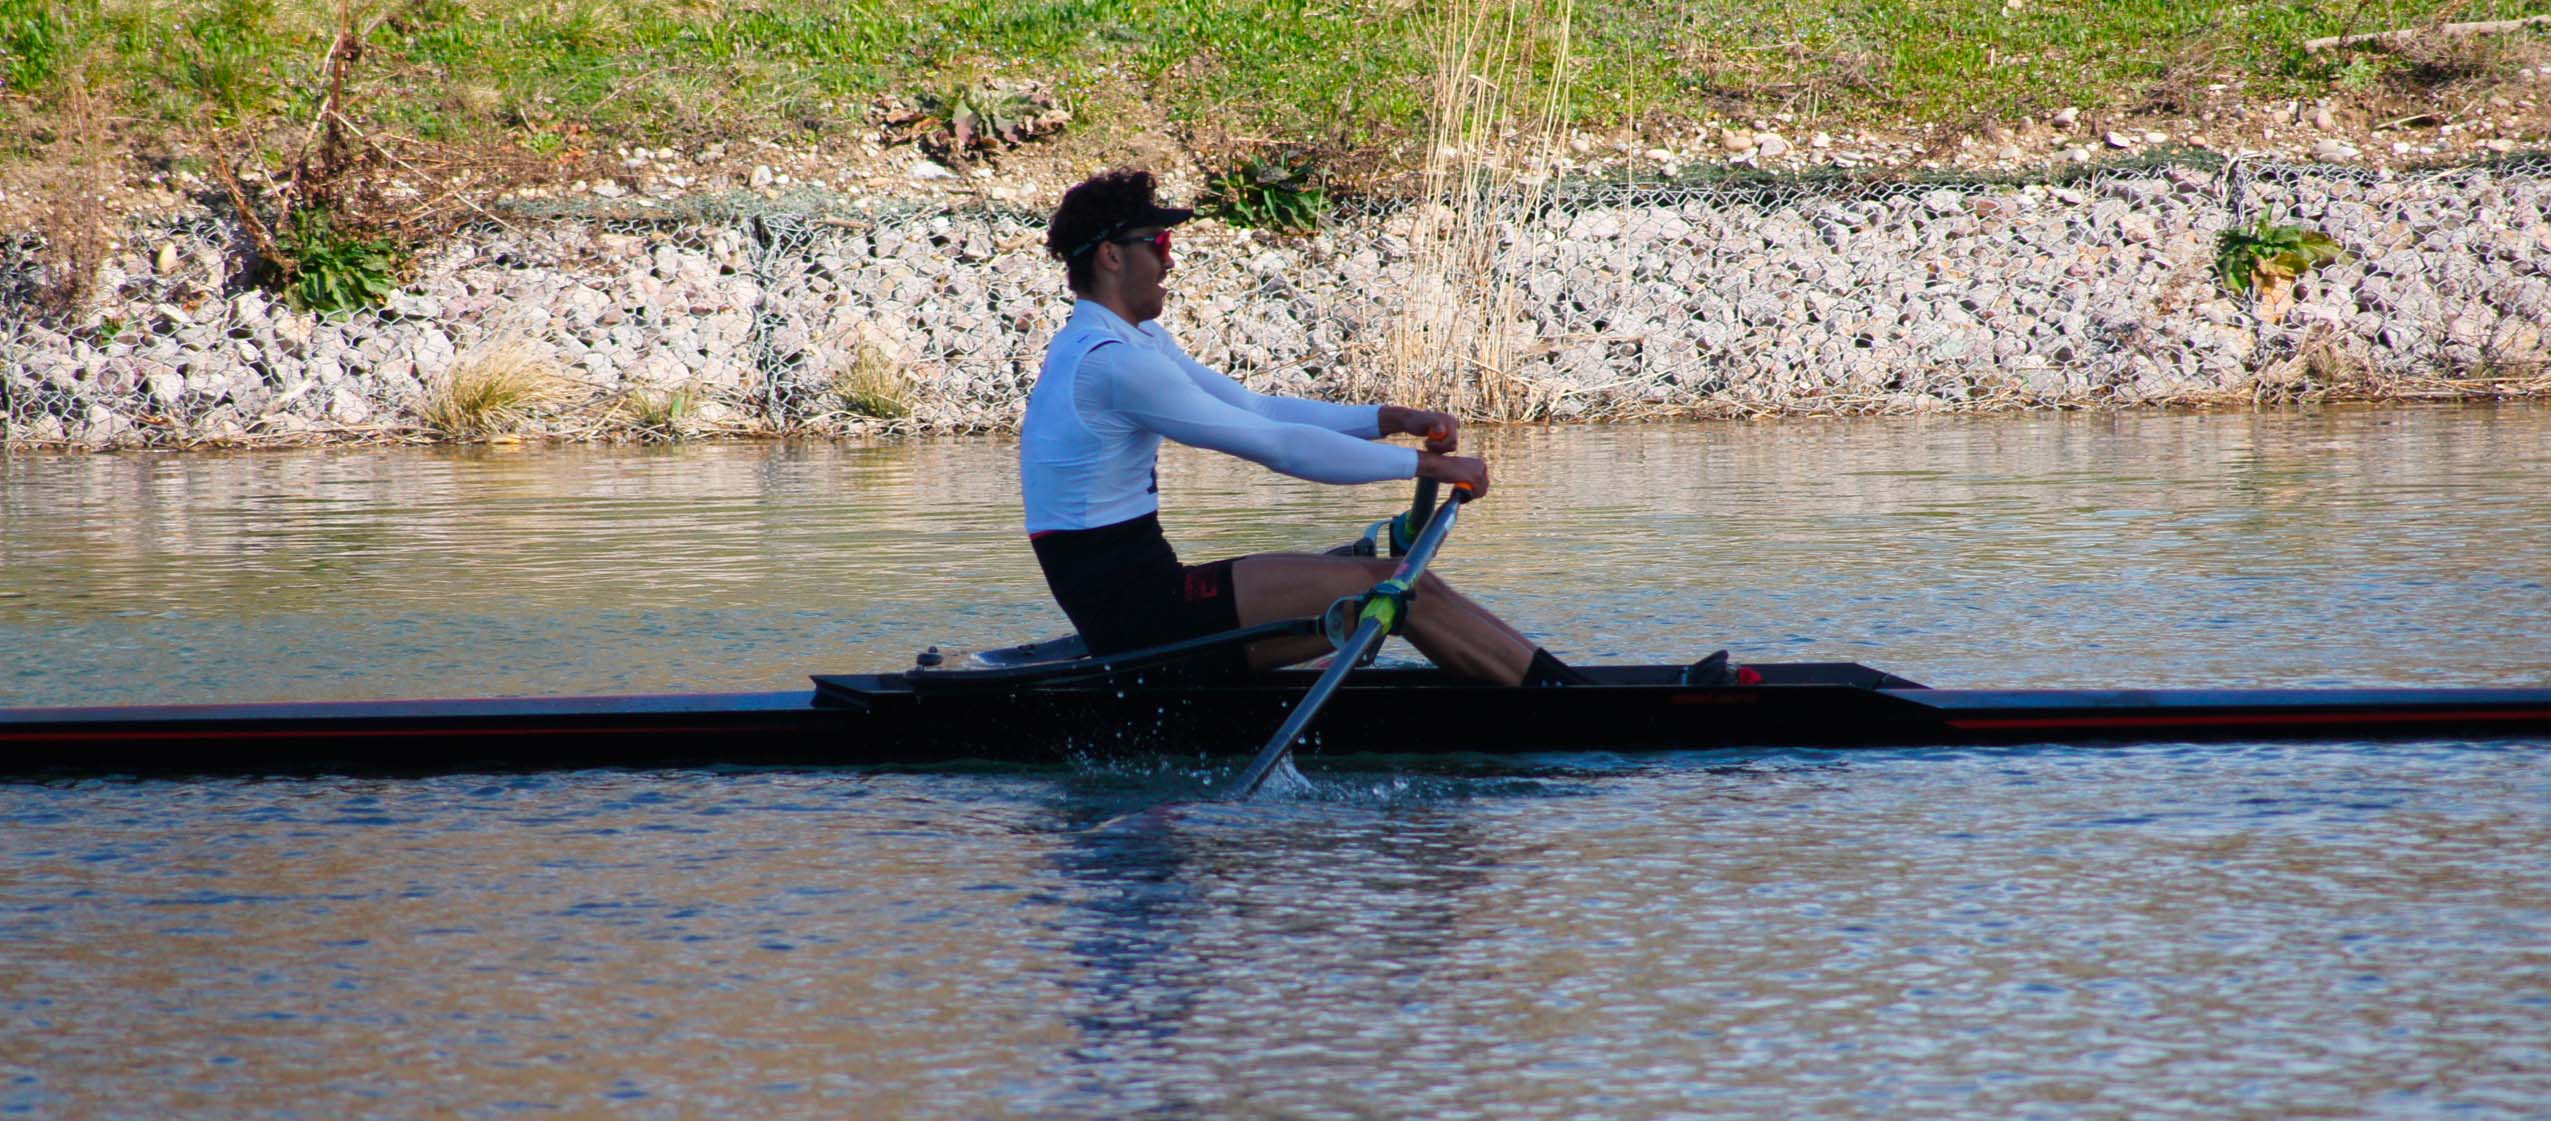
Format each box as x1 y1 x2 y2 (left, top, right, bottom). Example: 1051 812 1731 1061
6 650 2547 776
8 486 2545 777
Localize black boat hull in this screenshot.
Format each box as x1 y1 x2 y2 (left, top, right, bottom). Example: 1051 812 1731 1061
5 662 2548 776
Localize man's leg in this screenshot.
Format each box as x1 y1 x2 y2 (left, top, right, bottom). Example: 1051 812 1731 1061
1228 553 1537 685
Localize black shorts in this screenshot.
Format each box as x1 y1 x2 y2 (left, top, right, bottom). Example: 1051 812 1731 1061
1031 513 1246 676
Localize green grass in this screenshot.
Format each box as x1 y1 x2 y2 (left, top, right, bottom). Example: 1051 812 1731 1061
3 0 2544 183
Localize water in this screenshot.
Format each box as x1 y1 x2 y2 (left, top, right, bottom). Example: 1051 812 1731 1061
4 405 2550 1117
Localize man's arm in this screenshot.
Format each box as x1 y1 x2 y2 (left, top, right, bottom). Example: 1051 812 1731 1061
1098 346 1417 484
1163 347 1464 453
1162 347 1387 434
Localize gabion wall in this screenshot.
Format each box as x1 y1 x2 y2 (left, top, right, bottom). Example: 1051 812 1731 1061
4 154 2547 448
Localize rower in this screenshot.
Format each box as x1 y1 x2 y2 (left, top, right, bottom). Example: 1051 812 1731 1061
1024 168 1589 687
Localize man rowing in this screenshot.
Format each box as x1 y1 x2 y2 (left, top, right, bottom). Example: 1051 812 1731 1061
1024 168 1590 687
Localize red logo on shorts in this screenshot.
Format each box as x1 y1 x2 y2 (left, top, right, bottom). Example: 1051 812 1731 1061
1184 567 1223 602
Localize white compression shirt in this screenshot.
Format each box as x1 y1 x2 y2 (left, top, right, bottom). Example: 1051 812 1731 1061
1021 300 1418 533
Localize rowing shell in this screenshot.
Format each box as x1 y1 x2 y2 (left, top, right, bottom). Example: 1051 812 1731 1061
5 661 2548 776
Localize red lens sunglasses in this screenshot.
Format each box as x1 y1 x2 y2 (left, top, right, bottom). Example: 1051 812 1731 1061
1111 228 1173 268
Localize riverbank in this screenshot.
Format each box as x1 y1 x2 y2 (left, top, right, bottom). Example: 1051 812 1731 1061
5 152 2548 450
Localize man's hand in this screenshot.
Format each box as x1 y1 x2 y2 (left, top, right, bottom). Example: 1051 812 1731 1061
1380 405 1461 453
1416 451 1490 499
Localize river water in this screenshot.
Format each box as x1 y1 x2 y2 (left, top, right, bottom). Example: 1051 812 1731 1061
3 406 2548 1118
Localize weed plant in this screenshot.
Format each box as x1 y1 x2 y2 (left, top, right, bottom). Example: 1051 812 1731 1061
278 208 402 316
1202 157 1328 233
2214 214 2346 297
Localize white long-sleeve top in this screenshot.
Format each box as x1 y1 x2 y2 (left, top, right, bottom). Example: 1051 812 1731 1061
1021 300 1417 533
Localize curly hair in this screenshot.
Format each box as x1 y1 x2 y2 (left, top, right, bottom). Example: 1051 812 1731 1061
1045 168 1162 295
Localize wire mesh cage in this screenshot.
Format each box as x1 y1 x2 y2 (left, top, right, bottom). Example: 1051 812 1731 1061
5 154 2547 449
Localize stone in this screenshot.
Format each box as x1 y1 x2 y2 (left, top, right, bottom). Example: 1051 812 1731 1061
328 386 372 424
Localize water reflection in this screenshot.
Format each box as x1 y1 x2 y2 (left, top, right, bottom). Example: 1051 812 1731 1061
4 404 2549 706
3 739 2548 1117
1044 779 1502 1116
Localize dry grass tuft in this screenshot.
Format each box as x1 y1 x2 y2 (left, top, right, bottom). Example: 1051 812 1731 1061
2248 327 2375 403
832 341 913 420
614 384 696 440
2227 327 2551 405
419 337 570 438
2393 9 2529 89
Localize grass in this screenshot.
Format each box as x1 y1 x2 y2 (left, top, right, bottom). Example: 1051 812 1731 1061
418 337 566 439
5 0 2545 191
615 383 694 439
832 343 911 421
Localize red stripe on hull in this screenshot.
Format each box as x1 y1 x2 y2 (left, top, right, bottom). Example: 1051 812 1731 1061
1945 708 2551 732
0 723 776 744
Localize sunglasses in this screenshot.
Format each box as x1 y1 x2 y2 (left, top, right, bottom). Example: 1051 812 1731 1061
1110 228 1173 267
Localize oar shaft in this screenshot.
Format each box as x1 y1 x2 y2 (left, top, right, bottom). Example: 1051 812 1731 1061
1226 490 1467 799
1226 616 1386 799
1397 477 1440 556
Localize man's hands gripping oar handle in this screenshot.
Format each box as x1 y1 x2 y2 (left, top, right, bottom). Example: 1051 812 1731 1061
1225 480 1476 800
1396 415 1476 555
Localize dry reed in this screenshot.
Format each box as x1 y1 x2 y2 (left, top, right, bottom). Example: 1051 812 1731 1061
1367 0 1577 423
31 55 114 318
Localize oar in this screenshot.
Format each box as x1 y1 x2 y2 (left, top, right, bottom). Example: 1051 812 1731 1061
1392 477 1439 556
1225 483 1472 800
